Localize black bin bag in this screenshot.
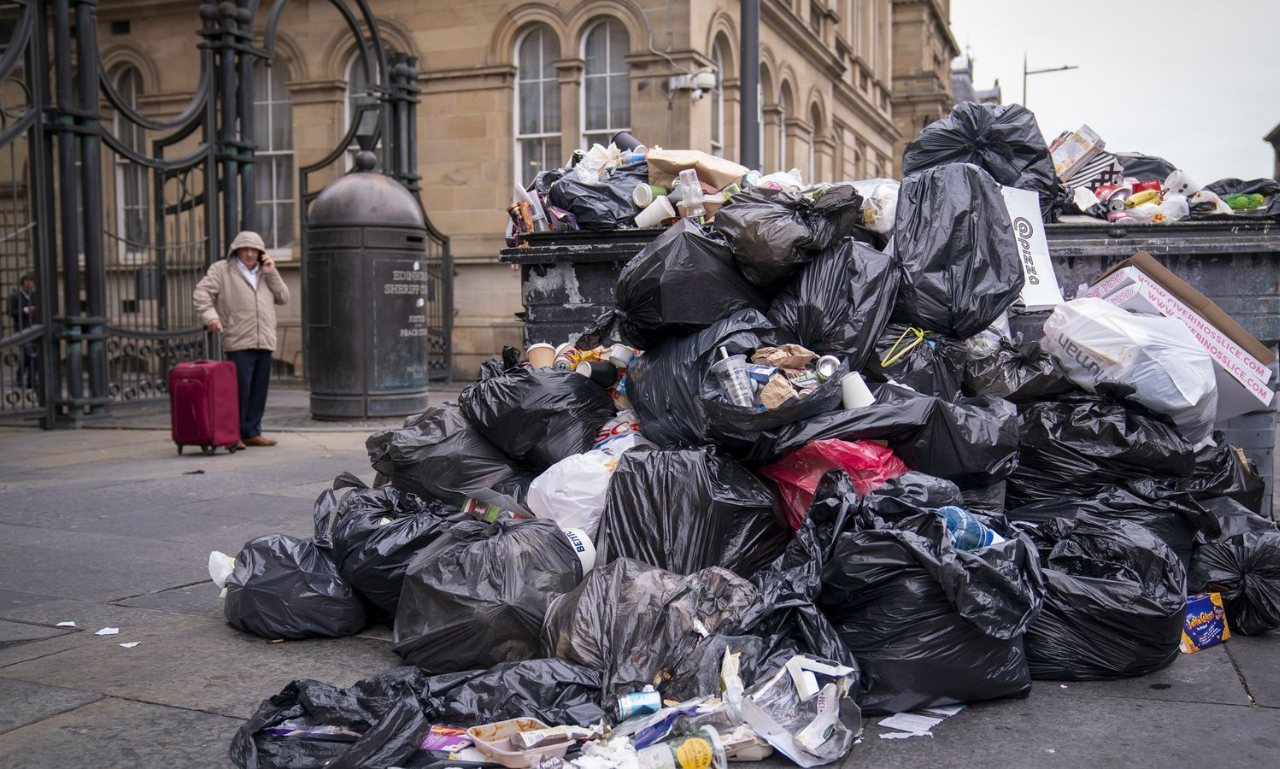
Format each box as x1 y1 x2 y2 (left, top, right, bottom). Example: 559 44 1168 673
818 510 1044 714
768 238 900 371
366 404 535 507
546 161 645 231
459 365 615 472
1189 497 1280 636
539 558 759 702
1180 433 1266 514
596 447 789 579
1018 517 1186 681
963 340 1075 403
712 185 864 286
861 324 965 400
230 667 429 769
744 384 1020 490
393 518 583 673
327 473 463 622
902 102 1068 220
420 659 606 728
224 489 368 640
1007 481 1218 571
627 309 842 454
609 219 768 350
1006 388 1197 508
892 163 1024 340
743 471 861 669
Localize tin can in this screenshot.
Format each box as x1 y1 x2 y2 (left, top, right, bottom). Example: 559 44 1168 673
616 689 662 721
553 344 582 371
816 355 841 382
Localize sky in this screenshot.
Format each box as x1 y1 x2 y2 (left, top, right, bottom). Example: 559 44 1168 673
949 0 1280 183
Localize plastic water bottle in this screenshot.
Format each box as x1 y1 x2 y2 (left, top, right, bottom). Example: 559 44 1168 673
938 506 1006 551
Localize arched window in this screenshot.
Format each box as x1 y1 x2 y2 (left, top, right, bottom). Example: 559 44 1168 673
344 51 383 170
253 63 293 252
808 104 822 183
113 67 149 259
710 40 725 157
581 19 630 147
777 84 791 172
515 24 561 187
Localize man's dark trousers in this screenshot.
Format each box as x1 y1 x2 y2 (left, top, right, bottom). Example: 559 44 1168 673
226 349 272 439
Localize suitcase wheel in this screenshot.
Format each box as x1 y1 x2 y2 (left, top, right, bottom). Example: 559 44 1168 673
202 446 216 456
227 444 238 454
177 445 183 456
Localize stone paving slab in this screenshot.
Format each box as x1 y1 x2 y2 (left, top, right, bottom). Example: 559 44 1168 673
0 677 103 736
1226 632 1280 708
1035 644 1252 707
0 696 243 768
0 613 402 720
846 686 1280 768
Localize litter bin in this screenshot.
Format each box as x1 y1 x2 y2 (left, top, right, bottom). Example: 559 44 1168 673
500 219 1280 516
305 161 431 419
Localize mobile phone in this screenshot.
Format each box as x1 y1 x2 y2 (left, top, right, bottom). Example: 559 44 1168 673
258 253 265 266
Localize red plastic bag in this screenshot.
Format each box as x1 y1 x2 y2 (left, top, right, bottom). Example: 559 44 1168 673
760 440 908 529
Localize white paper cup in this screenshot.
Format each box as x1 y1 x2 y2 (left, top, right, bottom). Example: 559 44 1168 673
841 372 875 409
634 195 676 228
632 184 654 208
527 343 555 369
1164 169 1202 196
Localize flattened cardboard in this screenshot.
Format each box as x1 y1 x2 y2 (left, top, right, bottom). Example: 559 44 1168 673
1094 252 1276 366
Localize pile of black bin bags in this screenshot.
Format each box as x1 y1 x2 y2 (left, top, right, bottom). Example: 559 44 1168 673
220 102 1280 769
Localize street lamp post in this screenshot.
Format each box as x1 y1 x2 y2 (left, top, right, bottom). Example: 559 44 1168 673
1023 53 1078 108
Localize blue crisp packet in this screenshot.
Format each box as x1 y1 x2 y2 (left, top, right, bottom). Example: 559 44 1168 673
1180 593 1231 653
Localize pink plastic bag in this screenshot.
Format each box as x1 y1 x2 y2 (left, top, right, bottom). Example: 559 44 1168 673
760 440 908 529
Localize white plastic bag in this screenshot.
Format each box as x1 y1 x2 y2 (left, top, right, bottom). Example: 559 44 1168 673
208 551 236 590
851 178 900 234
527 452 617 536
1043 298 1218 446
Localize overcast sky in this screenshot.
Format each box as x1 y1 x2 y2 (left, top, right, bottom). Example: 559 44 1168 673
949 0 1280 183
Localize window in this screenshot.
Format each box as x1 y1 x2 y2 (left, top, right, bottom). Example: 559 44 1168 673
113 67 149 260
253 63 293 252
515 24 561 187
581 19 630 147
345 52 383 170
808 105 821 183
777 86 791 172
810 1 823 35
710 40 725 157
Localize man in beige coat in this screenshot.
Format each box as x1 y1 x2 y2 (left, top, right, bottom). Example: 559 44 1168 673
193 231 290 448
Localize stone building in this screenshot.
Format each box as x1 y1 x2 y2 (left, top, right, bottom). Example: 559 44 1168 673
93 0 957 380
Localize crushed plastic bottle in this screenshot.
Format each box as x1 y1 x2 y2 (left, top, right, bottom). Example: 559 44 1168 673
938 505 1006 550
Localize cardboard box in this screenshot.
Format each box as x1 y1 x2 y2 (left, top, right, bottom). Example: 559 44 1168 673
999 186 1065 310
1180 593 1231 654
1093 252 1275 370
1105 283 1274 420
1097 267 1272 385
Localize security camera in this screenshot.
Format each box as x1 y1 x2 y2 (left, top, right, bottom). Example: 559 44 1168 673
691 89 705 101
691 70 717 91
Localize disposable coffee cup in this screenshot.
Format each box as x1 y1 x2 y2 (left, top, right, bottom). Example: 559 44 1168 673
632 184 667 209
841 372 875 409
634 195 676 228
562 527 597 572
607 343 636 368
1164 169 1202 196
527 343 555 369
576 360 619 388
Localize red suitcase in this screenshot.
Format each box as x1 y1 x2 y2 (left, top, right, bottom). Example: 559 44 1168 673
169 360 241 455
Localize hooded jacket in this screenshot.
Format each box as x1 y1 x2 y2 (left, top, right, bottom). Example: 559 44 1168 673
193 231 290 352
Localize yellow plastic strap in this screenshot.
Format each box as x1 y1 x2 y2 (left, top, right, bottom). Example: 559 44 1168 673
880 327 927 368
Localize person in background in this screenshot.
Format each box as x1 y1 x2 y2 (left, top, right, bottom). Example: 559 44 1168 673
193 231 290 449
6 272 38 390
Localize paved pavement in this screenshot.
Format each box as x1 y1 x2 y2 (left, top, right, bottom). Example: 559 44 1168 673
1 396 1279 767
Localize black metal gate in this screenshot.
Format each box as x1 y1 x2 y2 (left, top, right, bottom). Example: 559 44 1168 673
0 0 450 428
